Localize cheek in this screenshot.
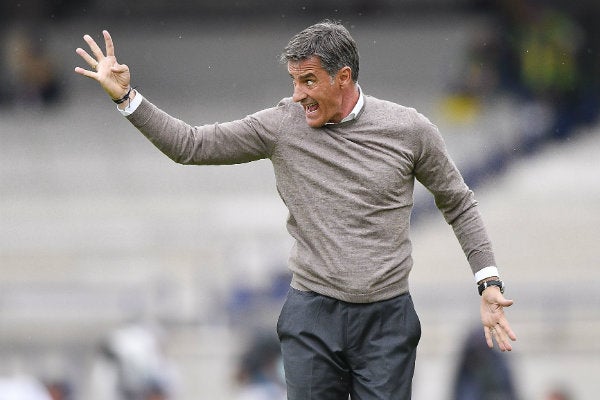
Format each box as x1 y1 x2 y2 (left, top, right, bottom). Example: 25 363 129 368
319 87 337 106
323 93 342 113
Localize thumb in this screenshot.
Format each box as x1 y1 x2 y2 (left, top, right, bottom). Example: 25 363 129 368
499 297 514 307
492 294 514 308
483 288 514 307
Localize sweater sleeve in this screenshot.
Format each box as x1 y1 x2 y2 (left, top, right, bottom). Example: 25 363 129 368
126 98 280 165
412 114 497 274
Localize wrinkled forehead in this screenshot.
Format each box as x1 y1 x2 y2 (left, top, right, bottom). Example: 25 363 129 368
287 55 325 76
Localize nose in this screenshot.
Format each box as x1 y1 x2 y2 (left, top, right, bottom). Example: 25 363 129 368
292 82 306 103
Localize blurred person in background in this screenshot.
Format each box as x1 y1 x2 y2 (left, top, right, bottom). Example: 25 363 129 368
451 326 519 400
506 0 586 143
2 25 63 108
543 385 573 400
446 0 599 154
0 375 52 400
44 379 74 400
74 20 516 399
480 0 597 147
234 331 286 400
88 323 179 400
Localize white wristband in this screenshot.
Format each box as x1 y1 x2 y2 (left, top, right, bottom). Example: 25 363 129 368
474 266 500 283
117 90 143 116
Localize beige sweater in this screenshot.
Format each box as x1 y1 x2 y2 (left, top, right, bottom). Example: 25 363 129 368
127 94 496 303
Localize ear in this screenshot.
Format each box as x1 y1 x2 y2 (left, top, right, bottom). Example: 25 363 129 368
337 66 353 87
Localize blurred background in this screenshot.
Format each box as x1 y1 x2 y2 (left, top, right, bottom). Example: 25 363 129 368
1 0 599 399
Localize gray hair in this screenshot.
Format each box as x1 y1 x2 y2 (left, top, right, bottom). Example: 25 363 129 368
281 20 359 82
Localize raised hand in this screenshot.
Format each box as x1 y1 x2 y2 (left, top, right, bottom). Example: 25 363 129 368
74 30 131 101
480 287 517 351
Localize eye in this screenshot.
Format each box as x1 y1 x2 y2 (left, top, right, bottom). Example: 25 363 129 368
306 79 315 87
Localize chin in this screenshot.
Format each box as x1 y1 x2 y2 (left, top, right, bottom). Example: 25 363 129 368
305 117 325 128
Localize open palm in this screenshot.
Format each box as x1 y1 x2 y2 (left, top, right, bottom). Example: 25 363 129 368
74 30 130 100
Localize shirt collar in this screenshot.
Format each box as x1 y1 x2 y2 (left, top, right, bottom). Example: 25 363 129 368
326 84 364 125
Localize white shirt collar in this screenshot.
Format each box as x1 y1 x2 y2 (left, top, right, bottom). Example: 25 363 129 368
327 83 364 125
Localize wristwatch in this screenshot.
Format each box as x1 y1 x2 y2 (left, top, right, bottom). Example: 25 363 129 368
478 279 505 296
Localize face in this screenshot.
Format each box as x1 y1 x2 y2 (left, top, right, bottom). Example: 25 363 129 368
287 56 347 128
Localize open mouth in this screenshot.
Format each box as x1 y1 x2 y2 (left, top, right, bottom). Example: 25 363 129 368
305 102 319 114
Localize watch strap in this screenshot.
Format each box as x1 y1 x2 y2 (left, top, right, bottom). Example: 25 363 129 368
478 280 505 296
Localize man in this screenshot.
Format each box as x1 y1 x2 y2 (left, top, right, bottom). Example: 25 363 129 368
75 20 516 399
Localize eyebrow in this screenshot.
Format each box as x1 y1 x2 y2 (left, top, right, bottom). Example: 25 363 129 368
290 72 317 80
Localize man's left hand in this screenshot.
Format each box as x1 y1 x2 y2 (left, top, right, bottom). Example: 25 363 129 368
480 287 517 351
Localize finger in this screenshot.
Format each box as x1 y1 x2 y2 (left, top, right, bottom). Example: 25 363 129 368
495 321 516 351
75 47 98 69
499 298 514 307
484 327 494 348
496 331 513 352
498 320 518 341
488 326 507 352
103 30 115 57
83 34 105 60
74 66 97 79
485 291 514 307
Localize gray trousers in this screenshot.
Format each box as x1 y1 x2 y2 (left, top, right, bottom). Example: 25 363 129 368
277 288 421 400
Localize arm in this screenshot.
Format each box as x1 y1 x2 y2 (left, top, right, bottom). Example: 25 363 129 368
74 30 275 164
127 99 276 165
413 121 495 272
413 118 517 351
